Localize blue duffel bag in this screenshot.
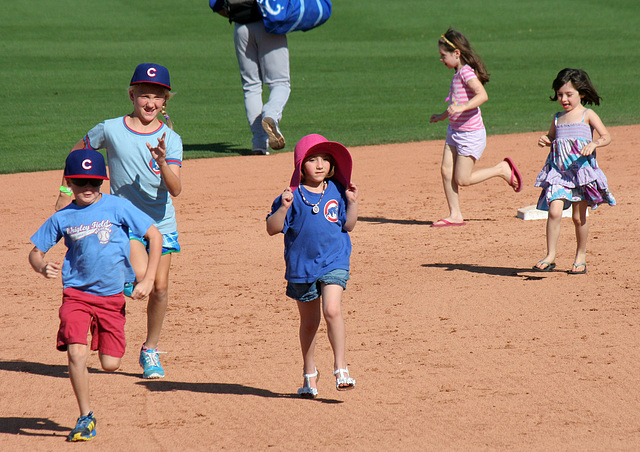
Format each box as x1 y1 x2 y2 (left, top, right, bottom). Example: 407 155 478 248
257 0 332 34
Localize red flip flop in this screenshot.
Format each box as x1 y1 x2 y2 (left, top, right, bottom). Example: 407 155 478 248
504 157 523 193
431 219 466 228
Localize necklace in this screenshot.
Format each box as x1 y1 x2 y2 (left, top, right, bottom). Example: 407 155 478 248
299 181 326 214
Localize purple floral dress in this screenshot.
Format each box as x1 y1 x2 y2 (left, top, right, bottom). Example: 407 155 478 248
535 110 615 211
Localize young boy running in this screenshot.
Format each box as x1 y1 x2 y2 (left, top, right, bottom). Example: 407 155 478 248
29 148 162 441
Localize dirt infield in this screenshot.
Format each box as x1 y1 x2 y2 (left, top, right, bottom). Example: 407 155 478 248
1 126 639 450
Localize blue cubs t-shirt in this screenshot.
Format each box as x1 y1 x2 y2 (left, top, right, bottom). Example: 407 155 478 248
31 194 153 296
83 117 183 235
269 180 352 283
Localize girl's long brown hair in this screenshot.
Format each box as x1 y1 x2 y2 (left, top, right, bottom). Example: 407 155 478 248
439 27 490 85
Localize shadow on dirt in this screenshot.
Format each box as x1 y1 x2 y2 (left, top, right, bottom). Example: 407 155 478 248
358 216 433 226
0 417 69 436
0 359 140 378
422 263 545 280
359 216 497 226
138 380 343 404
183 143 254 156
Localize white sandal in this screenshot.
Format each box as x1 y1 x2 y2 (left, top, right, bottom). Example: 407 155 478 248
333 367 355 391
297 368 319 398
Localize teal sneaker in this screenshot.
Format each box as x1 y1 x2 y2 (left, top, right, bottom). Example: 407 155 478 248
67 411 96 442
139 347 165 379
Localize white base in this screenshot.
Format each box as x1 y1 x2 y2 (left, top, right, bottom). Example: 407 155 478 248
517 204 587 220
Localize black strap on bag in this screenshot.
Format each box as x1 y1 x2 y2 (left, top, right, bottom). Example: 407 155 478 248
225 0 263 24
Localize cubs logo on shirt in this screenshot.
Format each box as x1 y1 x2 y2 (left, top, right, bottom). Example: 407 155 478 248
149 158 161 175
324 199 339 223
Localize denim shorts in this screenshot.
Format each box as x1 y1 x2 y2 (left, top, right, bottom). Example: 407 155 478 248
129 230 180 255
286 269 350 303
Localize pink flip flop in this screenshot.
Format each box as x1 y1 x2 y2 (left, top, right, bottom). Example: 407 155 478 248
504 157 523 193
431 219 466 228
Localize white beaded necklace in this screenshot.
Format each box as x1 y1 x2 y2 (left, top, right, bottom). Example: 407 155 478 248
299 181 326 214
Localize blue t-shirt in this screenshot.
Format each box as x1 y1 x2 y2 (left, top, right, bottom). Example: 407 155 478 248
269 180 352 283
83 117 183 235
31 194 154 296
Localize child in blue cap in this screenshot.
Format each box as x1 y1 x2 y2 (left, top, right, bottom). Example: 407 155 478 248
55 63 182 379
30 148 162 441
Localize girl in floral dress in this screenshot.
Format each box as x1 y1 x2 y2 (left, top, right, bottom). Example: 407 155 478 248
533 68 615 274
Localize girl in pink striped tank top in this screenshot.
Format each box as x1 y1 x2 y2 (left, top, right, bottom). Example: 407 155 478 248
430 28 522 227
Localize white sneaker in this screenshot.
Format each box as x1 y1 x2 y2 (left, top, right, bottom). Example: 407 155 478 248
262 117 285 150
252 149 269 155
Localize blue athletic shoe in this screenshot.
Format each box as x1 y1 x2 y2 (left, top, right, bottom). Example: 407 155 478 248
67 411 96 442
139 347 165 379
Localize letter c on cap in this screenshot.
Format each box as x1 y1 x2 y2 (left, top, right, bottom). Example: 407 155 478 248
82 159 93 170
147 67 157 78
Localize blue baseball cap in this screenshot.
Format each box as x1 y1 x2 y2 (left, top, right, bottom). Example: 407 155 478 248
64 149 109 180
130 63 171 90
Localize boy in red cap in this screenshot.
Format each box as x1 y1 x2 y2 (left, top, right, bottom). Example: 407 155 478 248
267 134 358 398
30 148 162 441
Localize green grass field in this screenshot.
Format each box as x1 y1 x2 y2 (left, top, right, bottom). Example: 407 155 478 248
1 0 638 173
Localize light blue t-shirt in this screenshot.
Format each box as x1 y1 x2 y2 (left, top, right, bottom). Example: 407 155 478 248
31 194 154 296
83 117 183 234
269 180 352 283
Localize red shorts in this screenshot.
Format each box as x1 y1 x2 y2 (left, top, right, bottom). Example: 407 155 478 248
57 287 126 358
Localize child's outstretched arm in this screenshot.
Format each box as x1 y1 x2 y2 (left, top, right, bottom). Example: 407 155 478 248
28 247 61 279
147 132 182 197
344 183 359 232
266 188 293 236
130 225 162 300
582 110 611 156
430 110 449 123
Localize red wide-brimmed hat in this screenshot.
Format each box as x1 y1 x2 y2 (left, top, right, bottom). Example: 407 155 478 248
289 134 352 191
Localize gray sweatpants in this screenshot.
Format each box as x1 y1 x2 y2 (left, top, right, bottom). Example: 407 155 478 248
233 21 291 151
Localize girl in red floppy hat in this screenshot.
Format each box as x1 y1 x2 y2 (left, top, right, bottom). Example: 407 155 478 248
267 134 359 398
